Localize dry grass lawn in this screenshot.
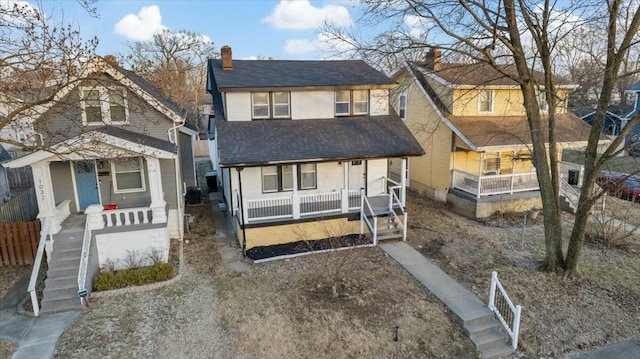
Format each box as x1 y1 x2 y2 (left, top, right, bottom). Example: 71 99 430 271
406 192 640 358
0 340 15 359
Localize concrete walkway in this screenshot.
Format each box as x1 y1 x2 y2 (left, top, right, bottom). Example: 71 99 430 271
0 273 80 359
208 192 250 273
569 335 640 359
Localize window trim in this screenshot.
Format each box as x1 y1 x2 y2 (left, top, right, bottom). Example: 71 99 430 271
398 92 407 121
483 153 501 174
261 165 294 193
80 86 129 126
478 89 494 113
335 90 369 116
298 163 317 190
111 157 146 193
251 91 291 120
335 90 351 116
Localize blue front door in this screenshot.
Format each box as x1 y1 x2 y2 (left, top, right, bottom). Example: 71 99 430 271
73 160 100 211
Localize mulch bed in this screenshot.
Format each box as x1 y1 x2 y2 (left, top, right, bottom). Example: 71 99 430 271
246 234 371 261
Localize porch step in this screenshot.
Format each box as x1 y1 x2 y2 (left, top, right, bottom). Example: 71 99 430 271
46 267 78 280
42 287 78 301
39 297 82 315
49 258 81 271
559 195 577 214
464 315 514 359
45 275 77 289
465 317 503 337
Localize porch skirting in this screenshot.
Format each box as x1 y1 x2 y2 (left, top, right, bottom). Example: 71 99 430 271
447 189 542 219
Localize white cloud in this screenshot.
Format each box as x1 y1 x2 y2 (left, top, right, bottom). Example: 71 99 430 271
285 32 356 59
0 0 42 25
114 5 166 41
263 0 352 30
285 39 318 54
404 14 431 39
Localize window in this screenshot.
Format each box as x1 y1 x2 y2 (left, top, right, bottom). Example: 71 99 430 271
299 163 317 190
111 157 145 193
252 92 290 119
80 87 129 125
261 164 316 192
484 153 501 174
398 93 407 120
478 90 493 113
537 91 548 112
261 165 294 193
335 90 369 116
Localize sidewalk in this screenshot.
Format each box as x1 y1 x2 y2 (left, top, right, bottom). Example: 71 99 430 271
208 192 250 273
0 273 80 359
569 335 640 359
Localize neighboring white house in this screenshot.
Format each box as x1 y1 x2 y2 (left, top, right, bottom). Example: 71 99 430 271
206 46 424 259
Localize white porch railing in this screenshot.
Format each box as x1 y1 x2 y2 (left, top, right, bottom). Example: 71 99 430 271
452 169 539 197
488 271 522 350
244 190 362 223
28 200 71 317
103 207 153 227
388 187 408 241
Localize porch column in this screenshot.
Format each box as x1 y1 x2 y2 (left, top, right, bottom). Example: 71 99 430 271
400 158 407 206
341 162 349 213
145 157 167 224
292 164 300 219
31 161 62 233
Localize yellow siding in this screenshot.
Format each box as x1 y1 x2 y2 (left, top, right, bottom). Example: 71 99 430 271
452 88 571 117
242 218 361 250
453 150 481 174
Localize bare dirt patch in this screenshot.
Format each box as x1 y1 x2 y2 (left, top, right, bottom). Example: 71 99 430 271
406 192 640 358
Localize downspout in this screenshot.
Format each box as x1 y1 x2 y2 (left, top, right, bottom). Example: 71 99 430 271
170 112 187 242
236 167 247 256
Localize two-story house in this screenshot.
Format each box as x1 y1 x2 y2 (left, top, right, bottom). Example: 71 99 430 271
3 55 198 314
390 48 599 218
207 46 423 258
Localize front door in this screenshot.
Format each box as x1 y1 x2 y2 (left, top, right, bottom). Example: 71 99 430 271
348 160 366 194
73 160 100 211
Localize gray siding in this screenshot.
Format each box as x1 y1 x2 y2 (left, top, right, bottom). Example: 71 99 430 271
161 159 179 210
35 75 176 147
178 132 196 187
98 159 151 208
50 161 77 213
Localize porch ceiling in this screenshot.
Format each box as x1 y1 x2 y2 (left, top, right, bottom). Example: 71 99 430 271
447 113 603 150
3 127 176 168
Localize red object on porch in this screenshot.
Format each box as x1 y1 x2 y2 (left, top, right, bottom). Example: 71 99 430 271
103 204 118 210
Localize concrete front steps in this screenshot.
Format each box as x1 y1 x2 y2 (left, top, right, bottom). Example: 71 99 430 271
39 229 84 315
379 242 516 359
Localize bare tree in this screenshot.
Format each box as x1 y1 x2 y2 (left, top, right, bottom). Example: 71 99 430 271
326 0 640 277
120 29 218 119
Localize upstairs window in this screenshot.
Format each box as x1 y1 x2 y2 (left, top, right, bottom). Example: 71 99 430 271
398 93 407 120
252 92 290 119
80 87 129 125
538 91 548 112
478 90 493 113
111 157 145 193
335 90 369 116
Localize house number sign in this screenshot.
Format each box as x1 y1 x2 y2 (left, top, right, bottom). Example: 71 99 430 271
37 178 47 202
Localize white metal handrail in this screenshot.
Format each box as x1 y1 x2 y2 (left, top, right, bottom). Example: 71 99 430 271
488 271 522 350
28 217 51 317
347 190 361 210
388 188 408 241
360 189 377 244
77 219 91 306
559 176 580 207
246 196 293 222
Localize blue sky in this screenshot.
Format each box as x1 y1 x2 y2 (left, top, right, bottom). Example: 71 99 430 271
38 0 362 60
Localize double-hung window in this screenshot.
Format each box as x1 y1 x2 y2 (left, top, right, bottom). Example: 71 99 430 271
537 91 548 112
398 93 407 120
80 87 129 125
335 90 369 116
261 164 317 192
478 90 493 113
111 157 145 193
252 92 290 119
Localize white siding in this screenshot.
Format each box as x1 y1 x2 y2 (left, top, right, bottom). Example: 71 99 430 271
291 91 334 119
96 227 169 270
225 92 251 121
370 89 389 116
367 159 387 196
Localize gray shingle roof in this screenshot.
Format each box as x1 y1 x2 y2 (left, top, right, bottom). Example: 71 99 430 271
216 115 424 167
628 81 640 92
95 126 176 154
209 59 395 90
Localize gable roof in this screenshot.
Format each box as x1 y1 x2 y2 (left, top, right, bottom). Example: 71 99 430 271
412 61 574 88
216 115 424 167
3 126 176 168
22 57 191 127
627 81 640 92
208 59 396 91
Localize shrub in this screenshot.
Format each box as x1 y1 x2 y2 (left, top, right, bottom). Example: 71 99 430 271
93 262 174 291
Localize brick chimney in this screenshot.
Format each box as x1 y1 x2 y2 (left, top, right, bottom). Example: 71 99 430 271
103 54 118 67
221 45 233 71
425 47 441 71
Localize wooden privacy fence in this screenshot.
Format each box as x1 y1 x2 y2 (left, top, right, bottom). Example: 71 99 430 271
7 166 34 189
0 187 38 223
0 220 41 266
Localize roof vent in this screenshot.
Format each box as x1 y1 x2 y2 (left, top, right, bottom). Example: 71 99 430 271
103 55 118 67
221 45 233 71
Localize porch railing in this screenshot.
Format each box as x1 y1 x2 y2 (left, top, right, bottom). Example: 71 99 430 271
388 187 408 241
103 207 153 227
244 189 362 224
488 271 522 350
360 189 378 245
452 169 539 197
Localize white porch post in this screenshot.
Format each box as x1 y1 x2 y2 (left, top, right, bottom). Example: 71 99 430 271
477 153 484 197
292 164 300 219
400 158 407 206
145 157 167 224
341 162 349 213
31 161 61 233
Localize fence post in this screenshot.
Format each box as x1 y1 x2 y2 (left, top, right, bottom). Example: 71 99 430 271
373 216 378 246
512 304 522 349
488 271 498 311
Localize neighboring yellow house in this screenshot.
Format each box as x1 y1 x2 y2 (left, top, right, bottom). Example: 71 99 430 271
390 49 596 218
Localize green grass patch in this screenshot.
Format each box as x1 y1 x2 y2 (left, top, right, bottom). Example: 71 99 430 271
93 263 174 291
